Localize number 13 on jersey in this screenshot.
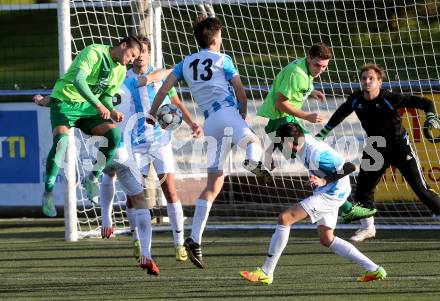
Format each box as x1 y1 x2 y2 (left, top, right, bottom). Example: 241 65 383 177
189 58 213 81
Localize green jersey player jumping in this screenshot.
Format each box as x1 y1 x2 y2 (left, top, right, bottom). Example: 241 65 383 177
258 43 331 161
41 37 142 217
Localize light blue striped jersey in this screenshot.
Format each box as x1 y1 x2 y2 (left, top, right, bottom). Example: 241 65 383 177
172 49 239 116
116 67 173 151
296 134 351 198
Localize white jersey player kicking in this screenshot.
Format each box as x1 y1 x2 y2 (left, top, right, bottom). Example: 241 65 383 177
240 122 387 284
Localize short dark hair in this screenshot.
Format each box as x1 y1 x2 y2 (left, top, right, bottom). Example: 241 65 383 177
193 17 223 48
359 63 386 81
117 35 142 51
273 122 304 151
136 34 151 51
308 42 332 60
276 122 304 140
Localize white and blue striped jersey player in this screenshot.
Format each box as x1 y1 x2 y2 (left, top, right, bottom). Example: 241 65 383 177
172 49 257 171
296 134 351 229
115 67 177 176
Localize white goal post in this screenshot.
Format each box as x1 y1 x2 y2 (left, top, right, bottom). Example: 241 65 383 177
56 0 440 240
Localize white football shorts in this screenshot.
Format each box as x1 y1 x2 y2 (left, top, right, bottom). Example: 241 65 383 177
133 142 175 176
106 158 143 196
300 192 347 229
204 106 255 172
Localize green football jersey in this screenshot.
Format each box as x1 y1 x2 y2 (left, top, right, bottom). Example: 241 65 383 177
258 57 314 119
51 44 126 103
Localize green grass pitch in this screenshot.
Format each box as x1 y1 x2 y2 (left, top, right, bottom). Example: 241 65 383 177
1 220 440 301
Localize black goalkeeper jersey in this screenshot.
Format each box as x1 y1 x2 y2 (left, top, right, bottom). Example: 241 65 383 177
325 89 435 146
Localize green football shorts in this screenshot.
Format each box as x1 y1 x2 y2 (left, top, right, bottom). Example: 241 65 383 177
50 98 112 135
264 115 309 135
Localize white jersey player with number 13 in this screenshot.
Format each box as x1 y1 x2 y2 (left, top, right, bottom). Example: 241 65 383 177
149 17 271 269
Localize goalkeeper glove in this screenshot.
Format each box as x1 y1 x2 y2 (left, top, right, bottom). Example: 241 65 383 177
423 113 440 143
315 127 330 140
426 113 440 130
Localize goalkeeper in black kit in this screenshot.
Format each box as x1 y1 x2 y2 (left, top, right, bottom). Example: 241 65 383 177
316 63 440 242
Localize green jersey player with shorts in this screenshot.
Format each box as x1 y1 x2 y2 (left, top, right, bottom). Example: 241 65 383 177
257 43 332 161
41 36 142 217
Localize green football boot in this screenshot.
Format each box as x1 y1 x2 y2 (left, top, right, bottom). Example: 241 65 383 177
42 192 56 217
357 266 387 282
240 267 273 285
341 203 377 223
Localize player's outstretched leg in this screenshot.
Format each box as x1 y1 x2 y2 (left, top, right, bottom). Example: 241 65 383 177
327 233 386 282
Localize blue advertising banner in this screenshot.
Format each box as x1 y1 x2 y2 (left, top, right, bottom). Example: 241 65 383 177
0 111 40 183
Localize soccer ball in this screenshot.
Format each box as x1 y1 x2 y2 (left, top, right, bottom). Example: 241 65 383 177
156 103 183 130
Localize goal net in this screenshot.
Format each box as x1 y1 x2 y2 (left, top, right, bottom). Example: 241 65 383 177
67 0 440 237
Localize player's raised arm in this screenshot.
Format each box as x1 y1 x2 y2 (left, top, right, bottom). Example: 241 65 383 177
136 68 174 87
394 93 440 129
391 90 440 141
394 92 436 112
316 98 355 140
148 68 173 83
148 73 178 123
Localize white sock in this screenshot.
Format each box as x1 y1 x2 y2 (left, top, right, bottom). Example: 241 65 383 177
329 236 378 272
360 216 375 229
190 199 212 245
167 201 185 246
100 174 115 228
136 208 152 259
126 207 139 241
261 224 290 276
246 142 263 163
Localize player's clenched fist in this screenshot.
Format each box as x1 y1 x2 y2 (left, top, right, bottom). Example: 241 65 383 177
111 110 124 122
